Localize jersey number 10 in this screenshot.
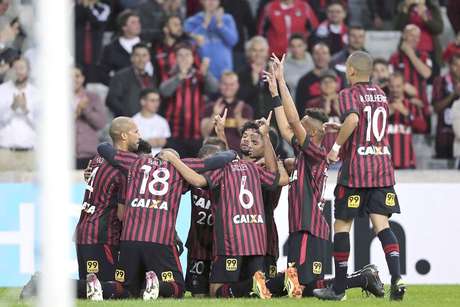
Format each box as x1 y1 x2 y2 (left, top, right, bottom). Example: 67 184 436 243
363 106 387 142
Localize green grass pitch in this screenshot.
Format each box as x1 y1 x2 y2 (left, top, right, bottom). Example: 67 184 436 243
1 286 460 307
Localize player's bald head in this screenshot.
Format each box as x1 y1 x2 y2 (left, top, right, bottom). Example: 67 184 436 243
346 51 373 78
109 117 136 142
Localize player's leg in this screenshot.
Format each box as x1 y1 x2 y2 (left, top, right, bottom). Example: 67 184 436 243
245 256 271 299
185 257 211 297
144 242 185 299
284 231 309 298
314 185 362 300
368 187 405 300
264 255 289 298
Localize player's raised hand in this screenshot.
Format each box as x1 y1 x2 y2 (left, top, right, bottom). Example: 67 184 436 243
257 111 273 136
270 53 286 80
262 63 279 97
83 160 93 182
327 149 340 164
214 108 227 135
158 149 178 163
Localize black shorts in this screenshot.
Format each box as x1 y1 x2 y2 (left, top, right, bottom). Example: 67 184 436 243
264 255 278 279
116 241 184 298
287 231 330 285
185 256 211 296
334 185 401 220
209 255 264 283
76 244 118 281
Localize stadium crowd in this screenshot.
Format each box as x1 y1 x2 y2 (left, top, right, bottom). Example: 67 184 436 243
0 0 459 170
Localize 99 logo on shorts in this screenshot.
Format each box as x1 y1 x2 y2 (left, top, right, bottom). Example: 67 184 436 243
86 260 99 273
385 193 396 207
347 195 360 208
161 271 175 282
225 258 238 271
312 261 322 274
115 269 125 282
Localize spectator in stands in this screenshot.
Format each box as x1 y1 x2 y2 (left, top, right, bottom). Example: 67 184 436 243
135 0 167 44
221 0 256 71
395 0 443 79
310 1 348 55
0 18 20 83
373 57 420 99
0 58 37 171
163 0 186 19
75 0 111 83
73 65 106 170
305 69 341 152
153 15 194 84
295 42 337 114
389 24 431 134
184 0 238 79
387 72 418 169
284 33 314 100
443 32 460 64
159 44 219 157
201 71 253 151
258 0 318 57
106 43 155 117
99 10 143 84
447 0 460 34
330 26 366 74
367 0 400 30
432 54 460 159
132 88 170 156
237 36 272 119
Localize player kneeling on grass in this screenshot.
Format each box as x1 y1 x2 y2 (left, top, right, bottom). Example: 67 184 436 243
85 146 236 301
262 55 385 299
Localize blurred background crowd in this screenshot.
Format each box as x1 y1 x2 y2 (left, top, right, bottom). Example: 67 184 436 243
0 0 460 172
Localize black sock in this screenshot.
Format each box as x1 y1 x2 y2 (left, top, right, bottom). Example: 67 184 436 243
230 279 253 297
332 232 350 294
301 279 332 297
377 228 401 284
266 273 286 297
100 281 130 299
75 279 86 299
159 281 184 298
215 284 232 298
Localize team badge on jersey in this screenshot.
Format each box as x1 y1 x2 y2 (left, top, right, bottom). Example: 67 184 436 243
313 262 322 275
86 260 99 273
347 195 360 208
161 271 175 282
225 258 238 271
385 193 396 207
115 269 125 282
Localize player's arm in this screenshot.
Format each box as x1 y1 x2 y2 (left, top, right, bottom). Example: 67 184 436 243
160 151 208 187
257 111 278 173
327 113 359 163
214 108 229 149
97 142 119 166
263 64 294 144
272 54 307 145
117 204 125 221
183 150 236 173
277 160 289 186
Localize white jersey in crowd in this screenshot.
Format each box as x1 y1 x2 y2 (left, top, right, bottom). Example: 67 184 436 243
132 112 171 156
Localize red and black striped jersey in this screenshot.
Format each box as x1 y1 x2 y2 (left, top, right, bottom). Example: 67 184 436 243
206 160 279 256
164 71 205 140
288 138 329 240
262 187 282 258
185 187 214 260
389 51 431 133
121 156 191 245
154 42 201 83
388 98 417 169
337 83 395 187
74 151 137 245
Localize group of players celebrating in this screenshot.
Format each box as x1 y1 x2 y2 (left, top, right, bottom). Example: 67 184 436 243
21 51 406 302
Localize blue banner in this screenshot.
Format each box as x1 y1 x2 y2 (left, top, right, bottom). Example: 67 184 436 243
0 183 191 287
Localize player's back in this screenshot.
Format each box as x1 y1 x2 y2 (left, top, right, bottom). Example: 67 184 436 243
75 155 123 245
207 159 278 256
338 83 395 188
121 156 186 246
